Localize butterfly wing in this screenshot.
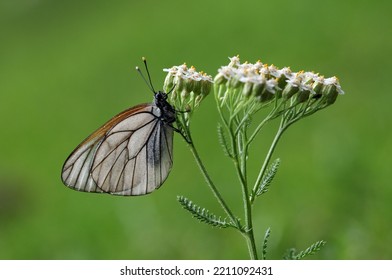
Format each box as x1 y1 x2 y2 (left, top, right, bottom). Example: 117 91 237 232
61 103 174 196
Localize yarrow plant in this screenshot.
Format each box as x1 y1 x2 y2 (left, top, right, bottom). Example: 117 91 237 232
163 56 344 259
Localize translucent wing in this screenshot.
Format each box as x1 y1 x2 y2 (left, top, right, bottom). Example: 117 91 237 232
61 103 174 196
61 133 105 193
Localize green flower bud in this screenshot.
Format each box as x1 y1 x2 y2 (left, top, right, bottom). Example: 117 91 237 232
282 84 299 100
229 77 242 89
163 72 175 93
252 83 265 98
169 90 177 103
214 73 227 85
173 74 185 94
311 77 325 95
200 78 212 96
295 89 311 103
181 89 190 99
185 78 196 94
242 82 253 97
321 84 338 105
321 77 344 105
259 89 274 103
276 75 288 91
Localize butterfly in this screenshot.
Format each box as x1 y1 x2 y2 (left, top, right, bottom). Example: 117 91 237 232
61 58 178 196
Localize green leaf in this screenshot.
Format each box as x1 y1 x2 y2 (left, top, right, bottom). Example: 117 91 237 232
177 196 231 228
217 123 233 158
295 240 326 260
261 227 271 260
256 158 280 197
283 240 326 260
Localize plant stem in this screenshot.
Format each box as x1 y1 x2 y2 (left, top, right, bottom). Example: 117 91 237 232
251 118 287 203
186 135 240 228
250 108 302 203
231 126 258 259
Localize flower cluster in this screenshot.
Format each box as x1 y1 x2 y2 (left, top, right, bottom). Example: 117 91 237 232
215 56 344 108
163 64 213 111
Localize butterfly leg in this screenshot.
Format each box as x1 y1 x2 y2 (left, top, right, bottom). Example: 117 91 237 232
171 125 192 144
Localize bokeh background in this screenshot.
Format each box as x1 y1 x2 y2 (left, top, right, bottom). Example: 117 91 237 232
1 0 391 259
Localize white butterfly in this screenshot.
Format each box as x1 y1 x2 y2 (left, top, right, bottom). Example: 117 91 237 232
61 60 177 196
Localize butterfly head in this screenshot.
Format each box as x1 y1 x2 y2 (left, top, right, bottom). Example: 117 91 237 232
154 91 176 123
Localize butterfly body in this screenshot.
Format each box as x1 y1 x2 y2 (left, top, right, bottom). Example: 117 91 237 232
61 91 175 196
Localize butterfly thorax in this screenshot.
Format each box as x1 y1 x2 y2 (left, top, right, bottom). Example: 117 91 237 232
154 91 176 124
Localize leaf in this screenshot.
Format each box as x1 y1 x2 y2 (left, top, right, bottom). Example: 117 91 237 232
256 158 280 197
217 123 233 158
283 240 326 260
261 227 271 260
295 240 326 260
177 196 231 228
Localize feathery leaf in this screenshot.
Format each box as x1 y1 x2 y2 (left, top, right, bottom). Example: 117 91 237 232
261 227 271 260
217 123 233 158
295 240 326 260
283 240 326 260
177 196 231 228
256 158 280 197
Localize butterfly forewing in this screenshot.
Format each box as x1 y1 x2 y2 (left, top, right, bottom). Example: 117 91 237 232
61 101 174 196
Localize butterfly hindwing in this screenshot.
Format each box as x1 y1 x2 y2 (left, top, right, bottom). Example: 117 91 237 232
61 134 104 193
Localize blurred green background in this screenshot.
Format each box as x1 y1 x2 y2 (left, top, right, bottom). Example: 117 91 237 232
1 0 391 259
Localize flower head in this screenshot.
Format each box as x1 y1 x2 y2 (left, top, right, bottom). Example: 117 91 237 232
163 63 213 111
214 56 344 111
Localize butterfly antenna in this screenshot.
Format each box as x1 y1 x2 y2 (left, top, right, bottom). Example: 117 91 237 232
167 83 176 94
135 57 156 93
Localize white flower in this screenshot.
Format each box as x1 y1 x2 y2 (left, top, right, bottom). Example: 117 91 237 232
163 63 213 104
286 73 302 88
278 67 294 79
217 66 235 80
214 55 344 105
201 73 213 82
324 77 344 94
265 79 278 93
228 56 240 67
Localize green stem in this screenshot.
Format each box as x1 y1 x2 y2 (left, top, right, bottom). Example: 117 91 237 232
214 84 258 259
186 134 240 228
230 126 258 260
246 96 285 147
251 118 288 203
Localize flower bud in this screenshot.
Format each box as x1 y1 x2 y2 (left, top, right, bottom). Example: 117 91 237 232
259 89 274 103
252 82 265 99
181 89 190 99
185 77 196 94
173 74 185 95
163 72 175 93
295 89 311 103
282 83 299 100
229 77 242 89
242 82 253 97
321 84 338 105
200 78 212 96
214 73 227 85
311 76 325 94
321 77 344 105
